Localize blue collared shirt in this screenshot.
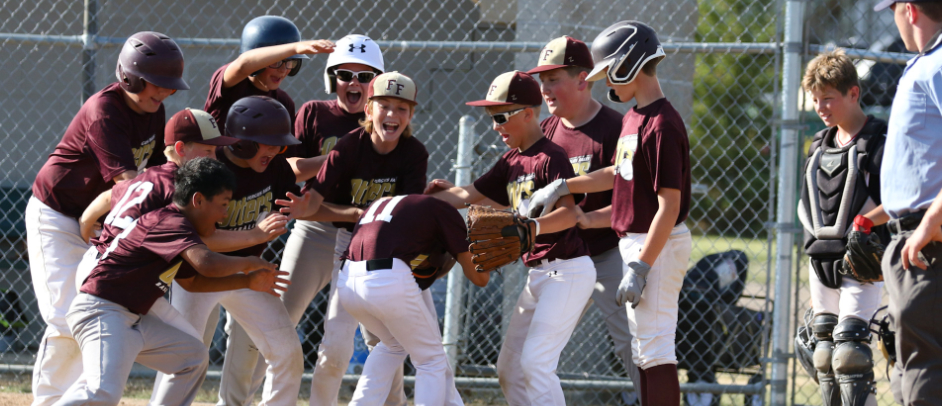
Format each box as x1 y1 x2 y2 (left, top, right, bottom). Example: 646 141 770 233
881 36 942 218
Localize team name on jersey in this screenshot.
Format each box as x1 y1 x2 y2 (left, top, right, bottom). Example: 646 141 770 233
614 134 638 181
133 134 157 171
569 154 592 176
506 173 537 214
155 260 183 293
350 178 397 207
320 135 340 156
220 187 273 230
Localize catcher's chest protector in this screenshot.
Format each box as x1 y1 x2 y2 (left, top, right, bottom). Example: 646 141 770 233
798 122 885 288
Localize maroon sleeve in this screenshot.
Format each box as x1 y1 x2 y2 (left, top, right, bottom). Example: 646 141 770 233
309 135 353 199
647 129 685 191
399 140 429 194
291 102 317 158
435 201 469 256
86 110 138 181
143 216 204 263
276 91 297 137
543 150 577 182
472 154 511 206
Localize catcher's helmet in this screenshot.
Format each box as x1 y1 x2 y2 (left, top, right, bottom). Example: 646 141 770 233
115 32 190 94
587 21 665 86
324 34 385 94
241 16 308 77
225 96 300 159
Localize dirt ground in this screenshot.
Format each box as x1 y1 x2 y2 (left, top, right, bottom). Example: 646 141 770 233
0 392 214 406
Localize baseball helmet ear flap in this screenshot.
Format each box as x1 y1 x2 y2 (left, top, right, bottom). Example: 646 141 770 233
115 64 146 94
324 67 338 93
229 140 260 160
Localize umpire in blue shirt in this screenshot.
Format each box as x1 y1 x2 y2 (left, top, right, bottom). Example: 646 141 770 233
875 0 942 404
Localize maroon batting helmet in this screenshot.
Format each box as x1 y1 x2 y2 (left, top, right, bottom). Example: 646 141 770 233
226 96 300 159
115 32 190 94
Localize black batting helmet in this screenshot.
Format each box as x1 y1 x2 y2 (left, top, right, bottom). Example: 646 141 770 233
587 21 665 86
225 96 300 159
241 16 308 77
115 32 190 93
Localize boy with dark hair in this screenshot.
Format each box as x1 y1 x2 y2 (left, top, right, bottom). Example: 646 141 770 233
528 21 691 405
54 158 287 406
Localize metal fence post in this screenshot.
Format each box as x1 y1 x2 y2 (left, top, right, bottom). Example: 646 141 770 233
443 115 476 372
772 0 805 404
81 0 98 102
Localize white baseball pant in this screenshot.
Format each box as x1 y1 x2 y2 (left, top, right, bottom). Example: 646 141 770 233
581 247 641 396
26 197 87 406
496 255 596 406
338 259 462 406
151 286 303 406
56 293 208 406
619 224 692 370
218 220 407 406
309 228 407 406
808 260 883 322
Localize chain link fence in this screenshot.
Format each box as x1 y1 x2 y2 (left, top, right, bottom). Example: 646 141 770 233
0 0 915 404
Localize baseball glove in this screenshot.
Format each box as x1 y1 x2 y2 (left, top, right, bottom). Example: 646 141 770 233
466 205 536 273
411 251 457 290
842 215 884 283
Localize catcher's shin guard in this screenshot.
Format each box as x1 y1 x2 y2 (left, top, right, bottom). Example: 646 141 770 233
833 318 876 406
813 314 841 406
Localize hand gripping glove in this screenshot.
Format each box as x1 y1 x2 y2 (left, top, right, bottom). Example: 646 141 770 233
466 205 536 273
842 215 885 283
526 179 570 218
616 260 652 308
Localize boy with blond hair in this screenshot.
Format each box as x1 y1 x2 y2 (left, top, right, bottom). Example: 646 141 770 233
794 48 888 406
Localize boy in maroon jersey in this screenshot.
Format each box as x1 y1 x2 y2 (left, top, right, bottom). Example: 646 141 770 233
222 34 396 406
204 16 333 182
338 195 488 405
73 108 287 323
424 71 595 406
527 35 641 403
55 158 288 406
153 96 357 406
528 21 692 405
278 72 429 405
26 32 190 406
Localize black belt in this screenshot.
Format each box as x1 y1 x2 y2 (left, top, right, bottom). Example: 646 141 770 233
887 211 926 235
341 258 395 272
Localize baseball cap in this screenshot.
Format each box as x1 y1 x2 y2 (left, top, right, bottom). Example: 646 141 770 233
874 0 941 11
367 72 419 105
466 71 543 107
165 108 238 146
527 36 594 74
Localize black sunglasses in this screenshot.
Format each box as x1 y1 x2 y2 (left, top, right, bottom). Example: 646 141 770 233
269 59 301 70
334 69 377 83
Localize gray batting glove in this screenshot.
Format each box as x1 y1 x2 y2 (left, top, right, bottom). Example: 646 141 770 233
616 260 652 308
527 179 571 218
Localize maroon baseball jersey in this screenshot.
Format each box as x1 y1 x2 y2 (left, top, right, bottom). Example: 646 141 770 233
92 161 179 251
473 137 589 266
611 98 690 236
541 105 621 256
304 128 429 231
32 82 166 219
288 99 364 158
345 195 468 266
217 147 301 257
204 63 296 136
82 205 202 314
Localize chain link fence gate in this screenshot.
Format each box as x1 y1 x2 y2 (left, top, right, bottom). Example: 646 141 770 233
0 0 904 405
